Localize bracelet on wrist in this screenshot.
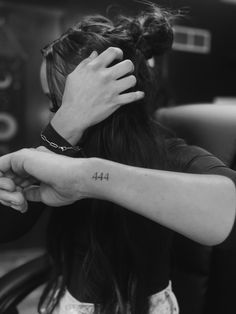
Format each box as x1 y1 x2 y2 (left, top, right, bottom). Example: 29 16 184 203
40 122 86 157
40 133 82 153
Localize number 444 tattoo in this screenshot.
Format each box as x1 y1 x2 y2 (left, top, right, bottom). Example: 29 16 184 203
92 172 109 181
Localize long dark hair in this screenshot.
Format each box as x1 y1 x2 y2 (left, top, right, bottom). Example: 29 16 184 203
39 4 174 314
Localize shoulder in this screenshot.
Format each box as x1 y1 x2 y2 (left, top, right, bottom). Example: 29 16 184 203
165 137 228 174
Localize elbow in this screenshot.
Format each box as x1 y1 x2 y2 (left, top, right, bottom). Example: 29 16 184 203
206 176 236 246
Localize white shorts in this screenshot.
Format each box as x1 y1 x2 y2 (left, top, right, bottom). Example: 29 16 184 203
51 281 179 314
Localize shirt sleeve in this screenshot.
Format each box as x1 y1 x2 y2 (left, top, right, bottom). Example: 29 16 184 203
40 122 85 157
0 201 45 244
166 137 236 250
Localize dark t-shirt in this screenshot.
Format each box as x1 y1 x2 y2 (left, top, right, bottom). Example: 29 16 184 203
0 132 236 298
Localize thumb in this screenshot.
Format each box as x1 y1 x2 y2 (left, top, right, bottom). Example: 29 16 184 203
24 186 42 202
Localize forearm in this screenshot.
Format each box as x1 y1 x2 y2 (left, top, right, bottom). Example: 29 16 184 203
81 158 236 246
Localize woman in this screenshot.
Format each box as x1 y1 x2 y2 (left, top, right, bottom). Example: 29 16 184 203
40 7 182 314
0 5 236 314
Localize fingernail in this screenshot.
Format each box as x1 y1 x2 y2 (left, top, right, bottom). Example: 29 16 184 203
89 51 98 58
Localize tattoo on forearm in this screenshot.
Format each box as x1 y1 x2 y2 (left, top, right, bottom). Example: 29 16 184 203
92 172 109 181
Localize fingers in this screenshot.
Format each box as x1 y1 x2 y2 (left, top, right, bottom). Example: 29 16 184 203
92 47 123 68
109 59 134 79
0 184 28 213
19 178 38 188
0 189 25 206
115 75 137 94
0 200 25 212
0 200 12 207
0 177 16 191
0 153 13 173
4 201 28 213
1 170 36 189
116 91 145 105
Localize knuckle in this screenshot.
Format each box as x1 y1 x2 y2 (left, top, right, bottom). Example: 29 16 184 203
101 70 111 82
6 178 14 190
108 88 117 100
87 60 99 72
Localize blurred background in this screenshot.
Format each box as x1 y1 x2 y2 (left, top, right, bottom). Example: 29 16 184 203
0 0 236 313
1 0 236 155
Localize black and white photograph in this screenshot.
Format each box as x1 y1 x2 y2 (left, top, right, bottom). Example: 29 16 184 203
0 0 236 313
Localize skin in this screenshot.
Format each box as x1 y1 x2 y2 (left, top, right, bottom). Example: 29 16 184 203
0 47 235 246
0 47 144 209
0 150 235 246
42 48 145 145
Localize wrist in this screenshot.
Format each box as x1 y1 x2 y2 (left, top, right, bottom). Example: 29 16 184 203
51 107 86 145
78 158 114 201
72 158 100 200
40 123 84 157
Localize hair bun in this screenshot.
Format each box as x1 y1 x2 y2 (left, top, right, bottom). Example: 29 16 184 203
135 8 174 59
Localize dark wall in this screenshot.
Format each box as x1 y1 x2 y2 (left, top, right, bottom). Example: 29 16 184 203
0 3 63 153
166 0 236 104
1 0 236 144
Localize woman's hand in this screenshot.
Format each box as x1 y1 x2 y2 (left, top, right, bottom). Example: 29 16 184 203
0 149 89 212
51 47 144 145
0 172 27 211
0 148 235 245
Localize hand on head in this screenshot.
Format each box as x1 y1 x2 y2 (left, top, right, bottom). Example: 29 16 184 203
51 47 144 144
0 46 144 213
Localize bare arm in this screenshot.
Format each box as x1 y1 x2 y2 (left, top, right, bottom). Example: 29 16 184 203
0 150 235 246
82 157 236 246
